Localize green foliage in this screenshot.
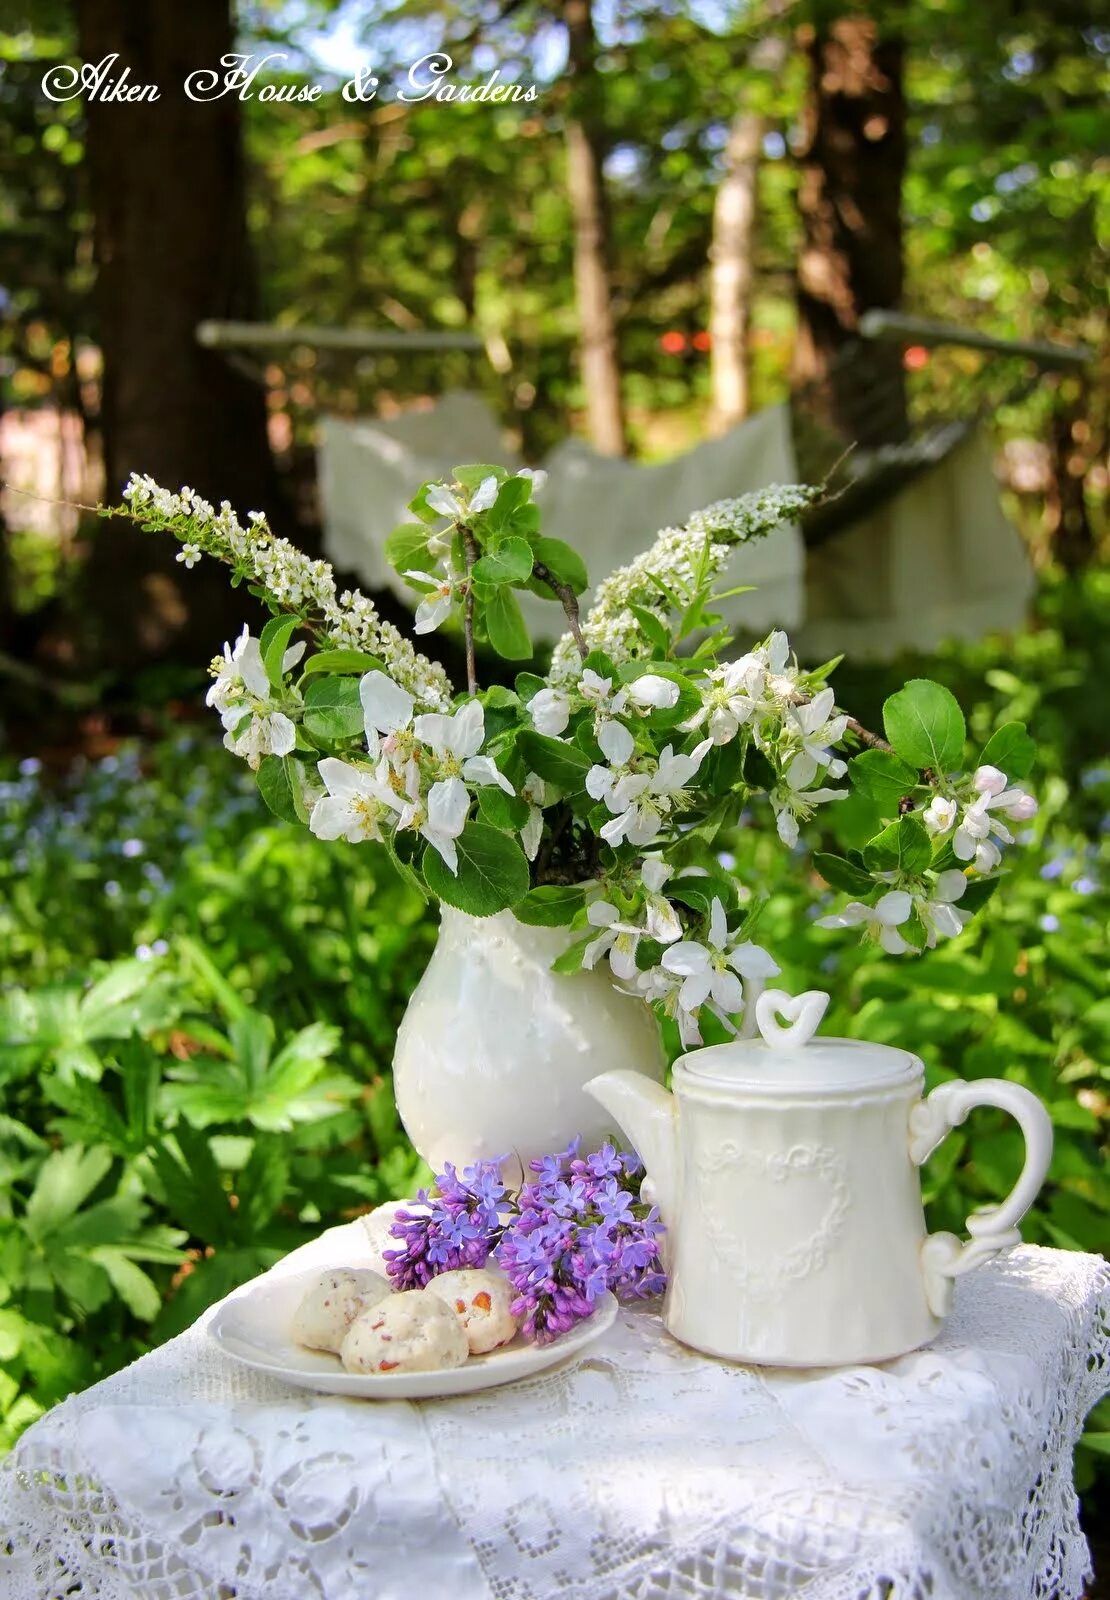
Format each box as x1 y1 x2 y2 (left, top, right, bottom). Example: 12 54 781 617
0 735 432 1444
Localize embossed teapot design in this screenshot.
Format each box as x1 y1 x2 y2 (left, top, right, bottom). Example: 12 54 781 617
586 990 1053 1366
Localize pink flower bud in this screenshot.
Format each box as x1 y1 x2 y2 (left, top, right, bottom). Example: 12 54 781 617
973 764 1007 795
1004 792 1038 821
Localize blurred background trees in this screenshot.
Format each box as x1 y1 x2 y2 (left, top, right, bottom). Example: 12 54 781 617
0 0 1104 711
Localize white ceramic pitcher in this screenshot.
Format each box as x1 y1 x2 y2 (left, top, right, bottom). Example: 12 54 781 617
393 907 665 1172
586 989 1053 1367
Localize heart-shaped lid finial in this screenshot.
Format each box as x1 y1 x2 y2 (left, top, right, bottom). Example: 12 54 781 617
754 988 830 1050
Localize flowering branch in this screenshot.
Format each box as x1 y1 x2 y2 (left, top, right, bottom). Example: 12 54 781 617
99 464 1038 1046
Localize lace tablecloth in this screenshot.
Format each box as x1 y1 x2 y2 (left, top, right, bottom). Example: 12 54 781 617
1 1219 1107 1600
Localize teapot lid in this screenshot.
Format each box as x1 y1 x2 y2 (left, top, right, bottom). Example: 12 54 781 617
677 989 921 1095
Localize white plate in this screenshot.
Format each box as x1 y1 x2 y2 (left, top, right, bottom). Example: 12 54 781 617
209 1267 618 1399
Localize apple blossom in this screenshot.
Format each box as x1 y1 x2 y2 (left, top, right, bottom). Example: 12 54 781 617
413 700 514 796
626 674 680 711
469 476 499 514
915 871 971 947
404 565 458 635
769 781 847 848
583 901 645 980
923 794 958 836
639 858 683 943
309 757 402 844
528 687 571 737
207 626 305 771
816 890 914 954
412 778 470 875
657 897 779 1043
425 483 464 519
783 688 849 791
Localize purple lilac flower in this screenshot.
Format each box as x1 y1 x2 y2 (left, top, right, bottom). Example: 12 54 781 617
385 1141 667 1340
496 1140 666 1342
384 1157 510 1289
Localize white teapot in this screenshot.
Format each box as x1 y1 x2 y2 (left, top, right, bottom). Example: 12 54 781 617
586 989 1053 1366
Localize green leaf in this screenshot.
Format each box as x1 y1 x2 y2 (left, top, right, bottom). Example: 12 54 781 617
423 823 531 917
87 1250 163 1322
584 649 618 682
24 1146 113 1240
551 933 594 975
477 787 530 831
515 672 546 702
302 676 364 741
848 750 921 806
486 475 532 531
473 538 533 585
517 730 592 791
629 605 671 653
483 588 532 660
257 755 301 825
862 815 933 875
513 885 588 926
259 615 301 688
407 485 441 525
667 873 737 917
453 463 507 490
300 649 385 678
683 795 732 845
813 853 876 895
530 536 588 595
959 874 1001 913
979 722 1035 781
78 960 171 1039
882 680 966 772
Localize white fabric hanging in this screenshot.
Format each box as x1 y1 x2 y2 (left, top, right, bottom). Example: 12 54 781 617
318 397 806 638
317 396 1033 658
796 430 1036 661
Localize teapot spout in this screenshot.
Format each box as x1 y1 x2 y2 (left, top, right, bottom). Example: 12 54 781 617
585 1071 679 1221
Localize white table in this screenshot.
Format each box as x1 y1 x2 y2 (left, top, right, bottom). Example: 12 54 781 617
1 1218 1106 1600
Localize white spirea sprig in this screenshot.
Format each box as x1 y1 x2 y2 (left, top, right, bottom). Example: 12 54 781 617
549 484 820 681
118 475 453 711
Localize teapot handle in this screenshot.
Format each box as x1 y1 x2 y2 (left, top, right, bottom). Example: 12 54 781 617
909 1079 1053 1317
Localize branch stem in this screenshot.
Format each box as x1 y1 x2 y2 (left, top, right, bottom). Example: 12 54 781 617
533 561 587 660
462 526 479 695
844 715 893 753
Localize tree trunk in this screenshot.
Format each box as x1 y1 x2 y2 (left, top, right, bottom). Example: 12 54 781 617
793 16 907 445
563 0 626 458
709 111 763 433
75 0 278 669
